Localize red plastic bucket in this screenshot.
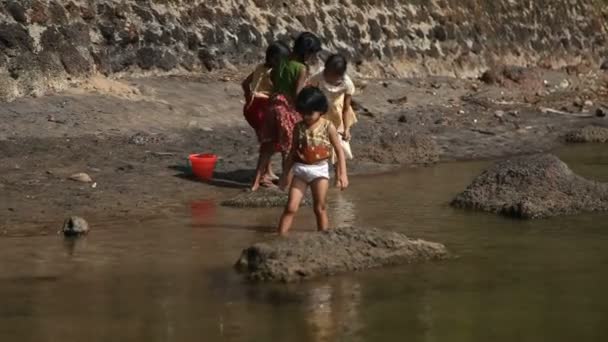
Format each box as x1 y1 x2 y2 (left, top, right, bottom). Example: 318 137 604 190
189 154 217 181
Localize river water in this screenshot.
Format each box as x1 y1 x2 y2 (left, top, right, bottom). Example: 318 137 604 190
1 145 607 341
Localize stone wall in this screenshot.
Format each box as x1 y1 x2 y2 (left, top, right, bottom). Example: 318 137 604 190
1 0 607 101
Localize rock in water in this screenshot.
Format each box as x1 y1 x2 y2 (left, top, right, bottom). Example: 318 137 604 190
565 126 608 143
222 188 311 208
62 216 90 237
235 227 448 282
451 154 608 219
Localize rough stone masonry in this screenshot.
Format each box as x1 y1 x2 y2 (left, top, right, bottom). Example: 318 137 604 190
1 0 607 101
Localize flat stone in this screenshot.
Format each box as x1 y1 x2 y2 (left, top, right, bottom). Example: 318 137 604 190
222 188 311 208
235 227 448 282
69 172 93 183
565 125 608 143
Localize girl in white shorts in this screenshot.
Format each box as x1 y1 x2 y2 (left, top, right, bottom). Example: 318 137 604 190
278 87 349 236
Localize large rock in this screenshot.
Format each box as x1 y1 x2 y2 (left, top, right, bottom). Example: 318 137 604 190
451 154 608 219
565 125 608 143
235 227 448 282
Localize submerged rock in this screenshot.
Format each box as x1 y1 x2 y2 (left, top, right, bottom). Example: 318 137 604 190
565 126 608 143
222 188 311 208
235 227 448 282
62 216 90 237
451 154 608 219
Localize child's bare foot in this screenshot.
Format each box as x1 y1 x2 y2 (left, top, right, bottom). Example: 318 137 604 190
266 172 279 181
260 178 278 189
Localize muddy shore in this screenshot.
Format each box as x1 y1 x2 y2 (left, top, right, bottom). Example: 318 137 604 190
1 67 607 235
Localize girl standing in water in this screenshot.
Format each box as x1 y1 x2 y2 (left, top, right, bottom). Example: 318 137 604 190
251 32 322 191
242 42 290 184
277 87 349 236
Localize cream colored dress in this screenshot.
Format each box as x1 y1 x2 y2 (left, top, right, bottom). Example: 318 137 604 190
307 70 358 132
308 70 358 162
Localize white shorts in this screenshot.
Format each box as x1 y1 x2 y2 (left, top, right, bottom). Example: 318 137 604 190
293 162 330 184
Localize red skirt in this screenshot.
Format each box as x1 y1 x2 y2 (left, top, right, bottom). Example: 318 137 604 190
243 96 270 141
260 95 301 153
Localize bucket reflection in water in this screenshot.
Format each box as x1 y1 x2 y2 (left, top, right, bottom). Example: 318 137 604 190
190 200 217 227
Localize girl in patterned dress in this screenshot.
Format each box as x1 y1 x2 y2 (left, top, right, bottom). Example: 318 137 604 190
277 87 349 236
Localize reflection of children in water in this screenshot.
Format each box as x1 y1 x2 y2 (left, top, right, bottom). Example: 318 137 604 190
329 192 356 228
305 280 363 341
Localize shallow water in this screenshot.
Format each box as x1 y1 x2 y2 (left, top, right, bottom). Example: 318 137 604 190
1 145 608 342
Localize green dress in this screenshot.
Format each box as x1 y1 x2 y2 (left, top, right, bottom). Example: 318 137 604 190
272 59 305 101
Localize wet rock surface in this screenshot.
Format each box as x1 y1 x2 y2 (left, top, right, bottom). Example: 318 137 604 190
565 125 608 143
452 154 608 219
235 227 448 282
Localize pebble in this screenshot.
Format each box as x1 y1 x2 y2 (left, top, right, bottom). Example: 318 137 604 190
69 173 93 183
559 79 570 89
584 100 594 107
573 97 583 107
458 110 465 115
494 110 505 118
596 107 607 117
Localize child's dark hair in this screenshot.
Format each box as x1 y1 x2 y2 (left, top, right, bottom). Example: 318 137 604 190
265 41 290 68
325 54 347 76
293 32 322 61
296 86 329 115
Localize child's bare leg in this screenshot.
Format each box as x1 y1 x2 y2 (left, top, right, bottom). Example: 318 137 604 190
265 161 278 180
277 177 308 236
311 178 330 231
251 143 273 191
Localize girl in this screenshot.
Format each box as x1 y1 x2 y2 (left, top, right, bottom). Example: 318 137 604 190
242 42 290 184
277 87 349 236
251 32 322 191
308 54 358 182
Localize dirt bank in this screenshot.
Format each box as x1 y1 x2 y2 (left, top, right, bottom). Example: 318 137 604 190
0 66 607 233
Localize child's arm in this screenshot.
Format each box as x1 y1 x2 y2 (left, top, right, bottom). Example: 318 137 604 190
295 67 309 96
328 124 349 190
342 94 353 140
241 72 254 103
